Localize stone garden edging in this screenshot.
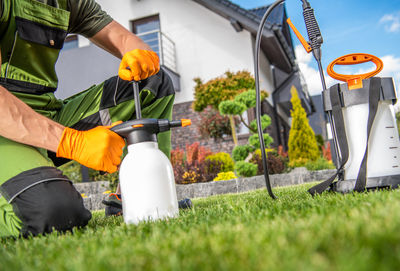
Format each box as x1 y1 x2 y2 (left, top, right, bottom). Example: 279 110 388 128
74 167 336 211
175 167 336 200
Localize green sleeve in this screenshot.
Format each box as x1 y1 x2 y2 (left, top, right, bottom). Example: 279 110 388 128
67 0 113 38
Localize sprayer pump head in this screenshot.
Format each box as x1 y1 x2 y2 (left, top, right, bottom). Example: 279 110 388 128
111 118 191 145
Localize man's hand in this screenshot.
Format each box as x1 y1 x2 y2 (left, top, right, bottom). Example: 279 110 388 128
89 21 160 81
118 49 160 81
56 125 125 173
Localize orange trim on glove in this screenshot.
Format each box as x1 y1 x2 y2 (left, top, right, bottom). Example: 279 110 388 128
118 49 160 81
56 124 125 173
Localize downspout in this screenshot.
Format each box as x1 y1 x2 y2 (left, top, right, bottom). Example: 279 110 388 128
271 65 283 148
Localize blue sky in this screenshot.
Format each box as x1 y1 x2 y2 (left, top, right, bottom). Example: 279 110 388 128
231 0 400 96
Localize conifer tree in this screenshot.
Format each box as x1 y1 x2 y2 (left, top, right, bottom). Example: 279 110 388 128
288 86 319 164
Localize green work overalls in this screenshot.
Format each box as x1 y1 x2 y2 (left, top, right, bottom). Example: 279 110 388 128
0 0 175 237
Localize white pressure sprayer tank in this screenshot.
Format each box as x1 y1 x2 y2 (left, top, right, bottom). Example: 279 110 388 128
111 118 191 224
321 53 400 193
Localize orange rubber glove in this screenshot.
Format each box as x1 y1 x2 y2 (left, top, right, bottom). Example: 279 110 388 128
56 125 125 173
118 49 160 81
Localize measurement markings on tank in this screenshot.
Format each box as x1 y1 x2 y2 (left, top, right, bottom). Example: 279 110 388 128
393 166 399 168
389 147 398 149
386 126 395 128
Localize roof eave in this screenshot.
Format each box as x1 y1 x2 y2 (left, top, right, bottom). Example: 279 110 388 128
192 0 275 38
192 0 295 72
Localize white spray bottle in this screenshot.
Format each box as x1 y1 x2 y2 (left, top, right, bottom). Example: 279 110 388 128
111 81 191 224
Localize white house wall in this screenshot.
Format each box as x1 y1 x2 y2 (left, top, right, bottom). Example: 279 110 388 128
97 0 272 103
56 0 274 104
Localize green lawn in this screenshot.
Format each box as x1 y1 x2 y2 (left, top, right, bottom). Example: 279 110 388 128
2 183 400 271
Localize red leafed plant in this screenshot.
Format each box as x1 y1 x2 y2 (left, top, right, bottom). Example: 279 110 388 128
321 141 332 161
197 106 238 140
186 142 213 165
170 142 220 184
171 148 185 167
277 145 288 158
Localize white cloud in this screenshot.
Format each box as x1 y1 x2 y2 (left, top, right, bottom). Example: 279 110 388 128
380 12 400 33
295 45 400 108
294 45 337 96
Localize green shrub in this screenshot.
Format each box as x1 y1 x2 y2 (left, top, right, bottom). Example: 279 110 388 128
305 157 336 171
235 161 258 177
206 152 235 172
248 134 273 149
234 89 269 107
232 145 254 162
213 171 237 181
249 115 272 132
219 100 247 115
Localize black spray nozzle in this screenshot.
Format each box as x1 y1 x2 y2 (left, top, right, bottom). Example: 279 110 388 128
111 118 191 145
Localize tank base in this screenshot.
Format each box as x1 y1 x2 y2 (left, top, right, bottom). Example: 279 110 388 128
332 174 400 193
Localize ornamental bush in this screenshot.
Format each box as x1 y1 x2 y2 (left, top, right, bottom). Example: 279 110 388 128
171 143 221 184
219 100 247 116
288 87 320 163
174 159 222 184
197 106 238 140
171 148 185 167
232 145 254 162
234 161 258 177
250 149 287 175
248 134 274 149
193 71 256 112
249 115 271 133
205 152 235 173
213 171 237 181
234 89 269 114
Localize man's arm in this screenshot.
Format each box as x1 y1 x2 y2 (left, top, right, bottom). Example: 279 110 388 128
89 20 151 59
0 50 124 173
0 84 64 152
0 86 124 173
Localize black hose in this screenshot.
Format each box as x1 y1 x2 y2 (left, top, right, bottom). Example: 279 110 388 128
254 0 285 199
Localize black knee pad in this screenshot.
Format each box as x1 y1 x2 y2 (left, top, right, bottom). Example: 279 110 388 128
0 167 92 237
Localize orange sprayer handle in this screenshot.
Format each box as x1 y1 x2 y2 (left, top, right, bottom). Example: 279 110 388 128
327 53 383 90
286 18 312 53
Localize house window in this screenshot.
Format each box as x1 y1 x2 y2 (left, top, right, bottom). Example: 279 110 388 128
63 34 78 50
237 111 250 136
131 15 161 56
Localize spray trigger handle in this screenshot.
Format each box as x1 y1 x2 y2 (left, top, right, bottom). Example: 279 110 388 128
111 118 191 139
286 18 312 53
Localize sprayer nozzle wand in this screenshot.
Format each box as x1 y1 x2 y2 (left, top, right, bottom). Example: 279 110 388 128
132 81 142 119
